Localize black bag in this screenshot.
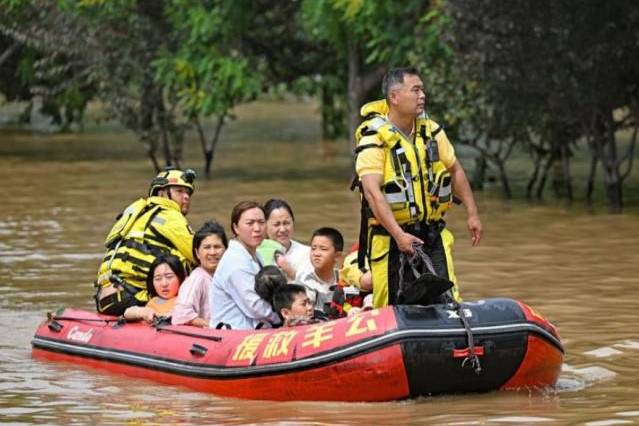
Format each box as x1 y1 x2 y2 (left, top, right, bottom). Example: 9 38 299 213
397 245 453 306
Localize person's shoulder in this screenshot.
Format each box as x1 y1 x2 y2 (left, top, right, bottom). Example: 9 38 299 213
216 243 241 264
289 239 310 254
357 132 384 148
423 117 447 138
294 264 316 284
188 266 211 282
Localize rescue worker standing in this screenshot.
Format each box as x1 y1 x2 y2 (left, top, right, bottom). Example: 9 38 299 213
355 67 482 308
94 169 196 315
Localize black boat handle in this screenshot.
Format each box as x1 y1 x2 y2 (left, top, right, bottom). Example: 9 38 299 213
190 343 208 357
48 320 63 332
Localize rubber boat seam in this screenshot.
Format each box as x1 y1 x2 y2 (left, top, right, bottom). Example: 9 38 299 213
32 322 563 379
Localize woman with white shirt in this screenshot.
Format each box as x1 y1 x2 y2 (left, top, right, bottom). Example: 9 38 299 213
171 221 227 327
209 201 280 329
259 198 311 280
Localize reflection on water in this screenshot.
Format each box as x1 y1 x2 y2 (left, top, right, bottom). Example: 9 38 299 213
1 100 639 424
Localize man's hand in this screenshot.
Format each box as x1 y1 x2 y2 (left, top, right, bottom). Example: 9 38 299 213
467 214 482 246
396 231 424 254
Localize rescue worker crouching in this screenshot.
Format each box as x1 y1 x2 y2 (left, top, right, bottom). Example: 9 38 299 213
94 168 197 316
354 67 482 308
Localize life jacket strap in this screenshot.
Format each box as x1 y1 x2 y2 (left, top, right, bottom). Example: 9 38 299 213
354 142 381 155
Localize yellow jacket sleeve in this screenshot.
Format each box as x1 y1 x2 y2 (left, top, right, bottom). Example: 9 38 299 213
153 209 195 264
355 135 385 177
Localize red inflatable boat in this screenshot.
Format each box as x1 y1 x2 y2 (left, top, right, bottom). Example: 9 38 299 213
32 298 563 401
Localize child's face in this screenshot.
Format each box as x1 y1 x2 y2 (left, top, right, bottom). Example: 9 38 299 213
152 263 180 300
310 236 341 271
283 292 313 320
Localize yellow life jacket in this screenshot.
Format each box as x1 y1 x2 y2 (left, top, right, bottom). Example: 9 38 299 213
104 197 154 248
354 99 453 225
96 196 194 303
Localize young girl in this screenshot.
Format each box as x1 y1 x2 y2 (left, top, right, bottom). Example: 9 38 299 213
172 221 228 327
124 254 186 322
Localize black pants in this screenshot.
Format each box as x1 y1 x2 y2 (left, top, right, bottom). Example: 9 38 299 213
386 221 449 305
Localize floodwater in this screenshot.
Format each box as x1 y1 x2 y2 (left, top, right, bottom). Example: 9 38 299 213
1 100 638 425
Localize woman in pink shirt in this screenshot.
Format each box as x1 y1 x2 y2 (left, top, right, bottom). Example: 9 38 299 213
171 221 228 327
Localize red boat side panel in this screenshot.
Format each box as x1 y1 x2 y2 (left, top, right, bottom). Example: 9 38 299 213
39 308 398 369
500 335 563 390
33 344 409 402
229 308 397 367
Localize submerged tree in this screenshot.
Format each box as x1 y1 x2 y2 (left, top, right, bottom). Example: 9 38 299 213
445 0 639 211
0 0 268 174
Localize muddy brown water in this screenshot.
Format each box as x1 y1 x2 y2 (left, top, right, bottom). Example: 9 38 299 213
1 100 638 425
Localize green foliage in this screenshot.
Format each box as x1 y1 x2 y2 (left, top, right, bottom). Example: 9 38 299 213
444 0 639 208
153 1 262 119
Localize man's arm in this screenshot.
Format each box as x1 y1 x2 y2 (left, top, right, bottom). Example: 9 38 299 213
157 213 195 263
448 161 482 246
360 174 423 254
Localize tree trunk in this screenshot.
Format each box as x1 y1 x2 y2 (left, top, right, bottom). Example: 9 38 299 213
560 142 573 202
471 155 486 190
347 37 362 149
495 160 512 199
205 114 225 177
140 79 158 172
320 83 345 140
536 151 555 199
585 151 598 205
194 116 208 173
346 37 387 149
526 141 545 199
603 111 623 213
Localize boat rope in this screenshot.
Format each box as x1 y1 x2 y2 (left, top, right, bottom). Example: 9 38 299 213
152 318 223 342
397 246 482 374
453 300 482 375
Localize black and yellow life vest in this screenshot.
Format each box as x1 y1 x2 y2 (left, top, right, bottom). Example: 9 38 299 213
354 99 453 225
96 196 194 303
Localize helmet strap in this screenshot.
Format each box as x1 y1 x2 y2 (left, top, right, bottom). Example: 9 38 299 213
166 187 175 203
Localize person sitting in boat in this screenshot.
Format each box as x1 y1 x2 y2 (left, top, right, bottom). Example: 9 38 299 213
254 265 287 307
123 254 186 323
209 201 280 329
272 284 318 327
257 198 311 279
172 221 228 327
327 246 374 318
94 168 196 316
292 227 344 312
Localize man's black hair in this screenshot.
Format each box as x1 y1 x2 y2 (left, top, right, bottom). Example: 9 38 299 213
272 283 307 316
311 227 344 252
382 67 421 99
